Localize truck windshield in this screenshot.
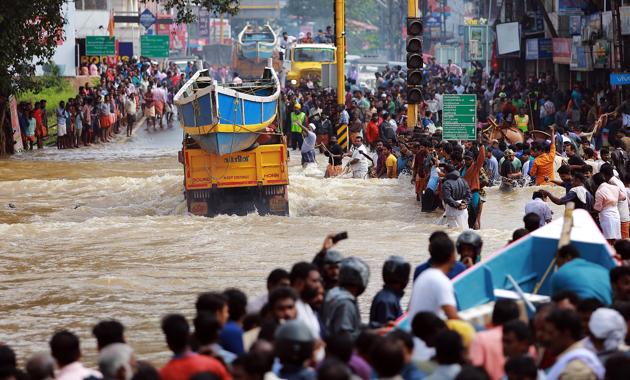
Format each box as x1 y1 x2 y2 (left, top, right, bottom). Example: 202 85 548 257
293 48 335 62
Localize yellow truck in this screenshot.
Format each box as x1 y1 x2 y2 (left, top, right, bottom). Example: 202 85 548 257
179 136 289 217
285 43 336 82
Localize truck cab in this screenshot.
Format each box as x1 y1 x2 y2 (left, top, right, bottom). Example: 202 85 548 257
284 43 336 82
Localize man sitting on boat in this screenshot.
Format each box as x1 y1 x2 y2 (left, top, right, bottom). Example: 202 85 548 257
550 244 612 305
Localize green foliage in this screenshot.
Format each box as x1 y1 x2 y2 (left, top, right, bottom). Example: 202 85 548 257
141 0 240 24
40 61 64 89
0 0 66 98
345 0 380 54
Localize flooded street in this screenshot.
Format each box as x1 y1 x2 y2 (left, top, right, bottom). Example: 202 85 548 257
0 125 566 365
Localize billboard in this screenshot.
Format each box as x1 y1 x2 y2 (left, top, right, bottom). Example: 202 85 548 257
496 22 520 55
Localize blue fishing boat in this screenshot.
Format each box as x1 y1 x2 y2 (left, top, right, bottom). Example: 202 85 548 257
237 24 277 61
453 209 616 313
393 209 616 330
174 67 280 156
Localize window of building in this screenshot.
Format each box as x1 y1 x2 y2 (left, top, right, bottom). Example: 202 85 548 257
76 0 108 11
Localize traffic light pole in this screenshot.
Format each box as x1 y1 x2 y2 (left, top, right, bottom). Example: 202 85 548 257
335 0 345 106
406 0 418 129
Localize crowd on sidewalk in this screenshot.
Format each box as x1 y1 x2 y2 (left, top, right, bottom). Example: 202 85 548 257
15 57 199 151
3 231 630 380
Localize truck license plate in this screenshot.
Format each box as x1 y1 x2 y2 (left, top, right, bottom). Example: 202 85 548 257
269 195 286 212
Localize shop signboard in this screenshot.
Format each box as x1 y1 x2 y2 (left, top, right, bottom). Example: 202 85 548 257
558 0 587 14
570 36 592 71
526 38 552 60
552 38 571 64
610 73 630 86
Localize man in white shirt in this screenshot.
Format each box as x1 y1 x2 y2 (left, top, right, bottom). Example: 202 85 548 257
290 262 322 339
524 191 553 227
347 135 369 179
408 234 460 321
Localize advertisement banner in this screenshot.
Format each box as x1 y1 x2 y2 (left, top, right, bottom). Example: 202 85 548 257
539 38 552 59
466 26 485 61
621 6 630 35
611 73 630 86
169 24 186 51
602 11 613 39
552 38 571 64
198 8 209 39
496 22 520 55
591 39 609 68
525 38 552 60
209 18 231 44
570 36 592 71
569 15 582 36
526 39 538 60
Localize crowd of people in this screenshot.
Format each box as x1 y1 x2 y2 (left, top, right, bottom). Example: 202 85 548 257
3 231 630 380
14 57 199 152
282 57 630 237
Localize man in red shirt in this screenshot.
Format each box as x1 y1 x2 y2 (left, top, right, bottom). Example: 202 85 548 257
365 114 381 148
160 314 230 380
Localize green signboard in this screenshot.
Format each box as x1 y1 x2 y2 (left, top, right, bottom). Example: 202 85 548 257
86 36 116 56
141 35 169 58
442 94 477 140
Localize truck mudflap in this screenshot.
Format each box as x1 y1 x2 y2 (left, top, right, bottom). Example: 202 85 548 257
187 185 289 217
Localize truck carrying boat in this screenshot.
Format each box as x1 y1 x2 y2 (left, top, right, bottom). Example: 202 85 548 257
237 24 277 61
175 67 288 217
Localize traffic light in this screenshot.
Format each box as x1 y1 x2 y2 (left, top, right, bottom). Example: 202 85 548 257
406 17 423 104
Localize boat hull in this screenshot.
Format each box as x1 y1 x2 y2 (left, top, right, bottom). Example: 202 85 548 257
453 209 616 311
192 133 260 157
175 67 280 156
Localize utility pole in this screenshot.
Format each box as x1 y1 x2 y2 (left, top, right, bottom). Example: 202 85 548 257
335 0 345 106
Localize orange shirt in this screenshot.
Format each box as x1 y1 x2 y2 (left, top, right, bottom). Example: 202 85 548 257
160 353 230 380
463 145 485 191
531 139 556 185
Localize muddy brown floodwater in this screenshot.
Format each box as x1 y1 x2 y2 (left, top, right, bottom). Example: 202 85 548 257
0 124 566 366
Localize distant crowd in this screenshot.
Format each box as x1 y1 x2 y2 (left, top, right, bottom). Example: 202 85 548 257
281 57 630 239
13 57 210 153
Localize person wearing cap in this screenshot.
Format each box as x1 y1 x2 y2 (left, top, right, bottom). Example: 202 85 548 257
500 149 521 180
300 123 317 167
531 126 556 185
290 103 306 151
